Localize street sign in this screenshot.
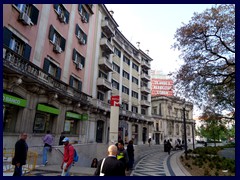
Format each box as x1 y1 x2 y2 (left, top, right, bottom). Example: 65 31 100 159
110 96 120 107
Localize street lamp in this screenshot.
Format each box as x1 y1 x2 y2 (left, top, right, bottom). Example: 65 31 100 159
183 106 188 158
192 122 195 150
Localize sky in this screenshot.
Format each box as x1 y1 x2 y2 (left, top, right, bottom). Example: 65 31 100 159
105 4 215 75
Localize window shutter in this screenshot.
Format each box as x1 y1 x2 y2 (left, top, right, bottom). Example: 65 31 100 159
30 5 39 25
43 58 50 73
49 25 55 41
56 67 61 80
3 27 12 47
78 80 82 91
23 43 31 61
65 10 69 24
72 49 76 60
75 24 79 35
60 37 66 51
84 34 87 44
78 4 82 12
69 76 73 87
53 4 58 11
85 13 89 22
81 57 85 67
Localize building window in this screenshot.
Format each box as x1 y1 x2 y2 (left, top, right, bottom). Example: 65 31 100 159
3 27 31 60
99 70 108 80
53 4 69 24
112 79 119 90
123 70 129 80
96 120 104 143
141 95 147 100
43 58 61 79
122 102 128 110
49 25 66 52
97 91 104 101
113 63 120 73
75 24 87 45
132 62 139 72
123 55 130 65
14 4 39 25
69 75 82 91
78 4 89 23
114 47 121 58
141 108 146 115
3 104 18 132
122 86 129 95
72 49 85 68
132 91 138 99
132 106 138 113
152 107 157 115
159 103 162 116
132 76 139 85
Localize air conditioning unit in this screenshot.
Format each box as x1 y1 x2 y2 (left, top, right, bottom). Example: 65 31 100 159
81 16 87 23
59 13 66 23
53 44 62 53
79 37 85 45
76 63 83 70
19 12 31 25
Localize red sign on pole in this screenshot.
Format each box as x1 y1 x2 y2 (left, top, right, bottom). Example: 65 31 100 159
110 96 120 107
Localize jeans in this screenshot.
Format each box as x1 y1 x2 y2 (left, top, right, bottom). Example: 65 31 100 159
61 162 73 176
42 146 50 165
13 165 22 176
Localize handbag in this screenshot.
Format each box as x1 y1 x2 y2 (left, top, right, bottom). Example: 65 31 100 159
99 158 106 176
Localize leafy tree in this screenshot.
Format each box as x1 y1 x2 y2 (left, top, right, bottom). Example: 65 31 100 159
171 4 235 115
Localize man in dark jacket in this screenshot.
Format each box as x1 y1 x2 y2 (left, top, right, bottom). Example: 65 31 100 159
12 132 28 176
94 145 125 176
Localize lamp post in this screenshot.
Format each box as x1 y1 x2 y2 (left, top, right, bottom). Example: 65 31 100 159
183 107 188 158
192 122 195 149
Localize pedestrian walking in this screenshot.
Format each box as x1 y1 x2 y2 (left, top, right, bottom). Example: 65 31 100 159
59 131 65 145
117 140 129 171
94 145 125 176
12 132 28 176
164 139 167 152
166 140 172 155
42 130 53 166
127 140 134 170
148 138 151 147
61 137 74 176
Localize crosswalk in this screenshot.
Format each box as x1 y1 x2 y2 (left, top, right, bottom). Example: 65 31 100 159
131 152 168 176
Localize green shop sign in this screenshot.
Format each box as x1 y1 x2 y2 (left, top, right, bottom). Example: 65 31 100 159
66 112 82 120
37 104 60 115
81 113 88 121
3 93 27 107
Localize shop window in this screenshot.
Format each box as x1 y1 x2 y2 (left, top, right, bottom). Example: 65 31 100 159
3 27 31 61
64 119 78 135
14 4 39 25
43 58 61 79
49 25 66 53
53 4 69 24
75 24 87 45
3 104 18 132
33 113 53 133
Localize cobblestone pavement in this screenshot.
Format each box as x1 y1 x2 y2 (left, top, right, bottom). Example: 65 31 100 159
131 152 168 176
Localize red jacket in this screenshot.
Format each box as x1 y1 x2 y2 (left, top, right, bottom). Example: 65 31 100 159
63 144 74 168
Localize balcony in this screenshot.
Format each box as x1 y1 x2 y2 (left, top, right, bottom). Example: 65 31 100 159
97 77 112 91
141 60 151 69
141 86 151 94
140 100 151 107
141 73 151 81
98 57 113 72
101 20 115 37
100 37 114 55
91 98 110 112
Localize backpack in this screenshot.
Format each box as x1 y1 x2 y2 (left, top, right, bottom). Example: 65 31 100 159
73 149 79 162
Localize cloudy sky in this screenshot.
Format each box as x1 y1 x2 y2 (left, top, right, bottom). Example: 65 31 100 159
105 4 215 76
